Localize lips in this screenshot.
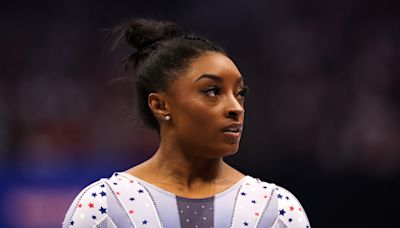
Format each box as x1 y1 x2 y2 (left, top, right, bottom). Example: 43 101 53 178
221 123 243 134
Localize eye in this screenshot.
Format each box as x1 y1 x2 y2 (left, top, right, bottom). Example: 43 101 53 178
202 87 221 97
237 85 249 98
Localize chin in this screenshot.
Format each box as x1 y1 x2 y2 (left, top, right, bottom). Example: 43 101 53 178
217 144 240 158
197 141 241 159
224 150 239 157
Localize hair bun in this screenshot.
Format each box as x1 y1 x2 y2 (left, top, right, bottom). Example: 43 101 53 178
113 18 182 50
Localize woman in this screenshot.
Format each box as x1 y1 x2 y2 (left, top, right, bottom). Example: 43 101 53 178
63 18 310 228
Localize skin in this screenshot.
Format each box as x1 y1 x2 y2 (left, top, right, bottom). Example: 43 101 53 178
126 52 246 198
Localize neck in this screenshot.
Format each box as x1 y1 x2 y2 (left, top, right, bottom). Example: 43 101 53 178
125 129 245 196
148 144 227 188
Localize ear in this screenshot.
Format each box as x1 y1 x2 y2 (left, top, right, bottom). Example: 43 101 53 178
148 92 169 120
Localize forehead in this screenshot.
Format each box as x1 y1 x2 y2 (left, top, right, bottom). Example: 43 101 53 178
182 52 242 83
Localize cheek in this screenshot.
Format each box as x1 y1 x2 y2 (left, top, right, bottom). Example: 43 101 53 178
185 102 217 125
174 99 220 131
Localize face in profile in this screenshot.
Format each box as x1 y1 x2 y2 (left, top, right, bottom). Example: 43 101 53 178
165 52 247 159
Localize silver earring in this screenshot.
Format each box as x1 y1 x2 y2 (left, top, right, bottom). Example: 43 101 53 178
164 115 171 121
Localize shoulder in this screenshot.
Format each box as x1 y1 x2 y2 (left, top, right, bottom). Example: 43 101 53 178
271 184 311 227
62 172 157 228
241 176 311 227
62 176 117 227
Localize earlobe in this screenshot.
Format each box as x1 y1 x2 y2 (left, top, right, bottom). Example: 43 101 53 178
148 93 169 120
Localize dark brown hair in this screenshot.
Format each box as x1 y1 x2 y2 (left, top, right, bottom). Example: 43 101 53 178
112 18 226 131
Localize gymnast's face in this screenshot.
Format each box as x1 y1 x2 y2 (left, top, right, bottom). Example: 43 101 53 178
164 52 246 159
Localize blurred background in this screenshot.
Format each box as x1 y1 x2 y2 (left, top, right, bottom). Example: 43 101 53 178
1 0 399 227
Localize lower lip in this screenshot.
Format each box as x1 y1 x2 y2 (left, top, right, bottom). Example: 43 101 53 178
222 131 241 140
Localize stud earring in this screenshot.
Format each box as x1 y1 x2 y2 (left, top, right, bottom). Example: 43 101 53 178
164 115 171 121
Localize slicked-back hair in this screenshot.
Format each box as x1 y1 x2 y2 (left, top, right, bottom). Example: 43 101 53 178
112 18 226 131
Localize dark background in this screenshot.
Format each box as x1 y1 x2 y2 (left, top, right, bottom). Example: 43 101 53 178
1 0 399 227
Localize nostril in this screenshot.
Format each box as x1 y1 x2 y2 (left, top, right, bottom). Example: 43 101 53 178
228 111 238 117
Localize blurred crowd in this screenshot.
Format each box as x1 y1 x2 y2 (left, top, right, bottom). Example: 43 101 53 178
2 0 398 177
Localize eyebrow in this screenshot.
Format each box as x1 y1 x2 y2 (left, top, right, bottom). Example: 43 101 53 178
194 74 243 84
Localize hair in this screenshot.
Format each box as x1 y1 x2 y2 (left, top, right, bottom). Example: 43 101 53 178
112 18 226 131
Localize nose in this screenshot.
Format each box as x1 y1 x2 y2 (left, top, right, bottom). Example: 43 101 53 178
225 94 244 120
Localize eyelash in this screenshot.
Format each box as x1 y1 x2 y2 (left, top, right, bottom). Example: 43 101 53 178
202 86 249 98
239 86 249 98
203 87 221 97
